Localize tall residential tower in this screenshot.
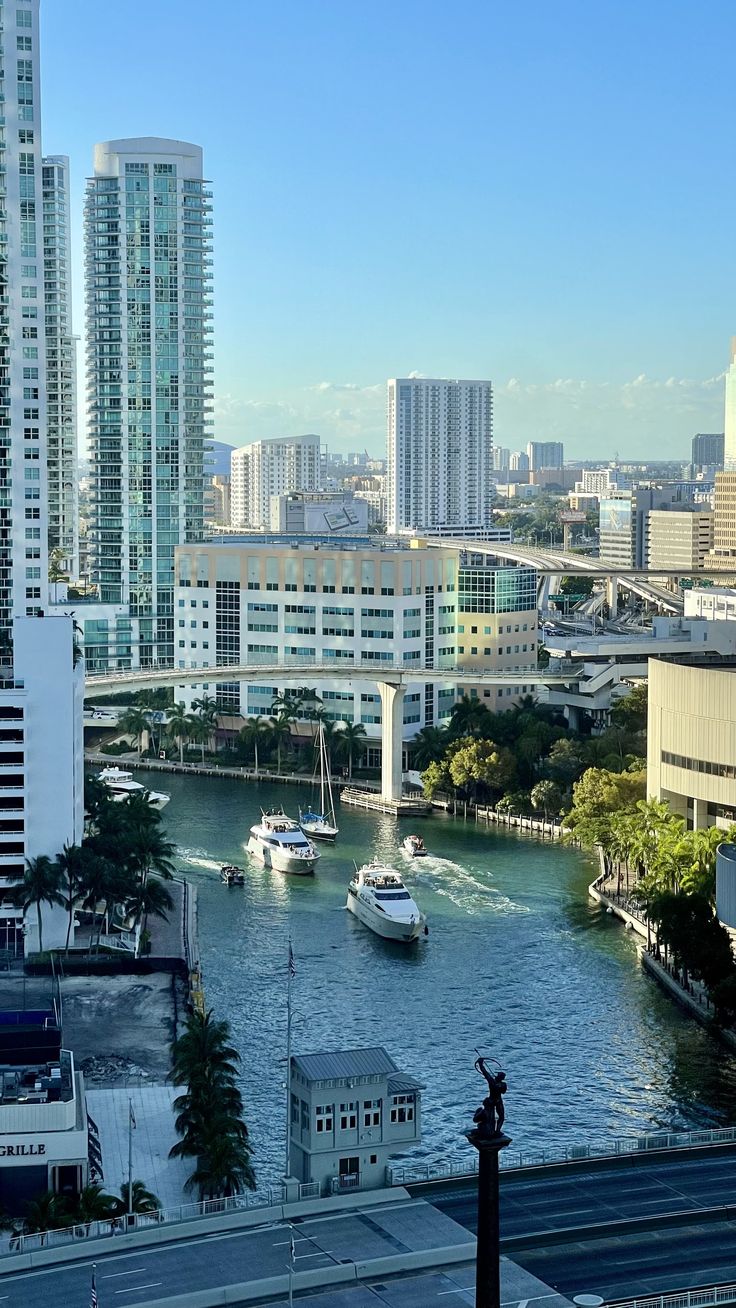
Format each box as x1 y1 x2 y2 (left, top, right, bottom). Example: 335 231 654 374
387 378 494 535
42 154 78 576
230 435 322 529
85 137 213 665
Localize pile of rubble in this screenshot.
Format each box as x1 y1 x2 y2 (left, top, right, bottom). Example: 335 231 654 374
80 1054 153 1086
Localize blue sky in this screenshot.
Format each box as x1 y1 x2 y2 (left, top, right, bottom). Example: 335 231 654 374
42 0 735 459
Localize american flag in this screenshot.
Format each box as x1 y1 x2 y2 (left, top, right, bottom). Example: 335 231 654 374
288 942 296 979
90 1264 98 1308
129 1099 136 1130
290 1229 296 1265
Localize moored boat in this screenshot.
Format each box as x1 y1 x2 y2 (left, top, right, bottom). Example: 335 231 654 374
299 724 339 841
346 860 427 942
97 766 170 811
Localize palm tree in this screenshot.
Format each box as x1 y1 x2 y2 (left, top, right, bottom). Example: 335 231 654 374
192 695 220 752
270 691 299 721
448 696 492 739
268 715 293 773
186 713 210 764
115 1179 162 1222
118 706 151 760
7 856 65 956
127 826 176 885
125 876 174 957
333 721 367 779
78 852 127 952
241 715 266 775
185 1123 256 1200
167 702 191 764
411 726 449 770
84 773 113 825
56 842 86 954
69 1184 117 1237
22 1190 69 1244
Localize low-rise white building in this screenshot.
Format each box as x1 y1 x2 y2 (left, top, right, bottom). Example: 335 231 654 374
288 1047 423 1195
684 587 736 622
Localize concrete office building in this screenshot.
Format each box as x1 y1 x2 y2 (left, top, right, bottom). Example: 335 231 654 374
647 657 736 829
42 155 77 577
526 440 563 471
0 0 84 955
172 537 539 766
692 432 724 470
230 435 321 530
387 378 493 535
684 587 736 622
288 1047 423 1194
85 137 213 665
599 488 695 570
645 509 713 572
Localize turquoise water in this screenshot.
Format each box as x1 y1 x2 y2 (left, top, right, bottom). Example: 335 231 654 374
137 769 736 1181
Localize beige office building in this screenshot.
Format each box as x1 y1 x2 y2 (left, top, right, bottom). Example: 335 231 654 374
647 658 736 829
646 510 713 572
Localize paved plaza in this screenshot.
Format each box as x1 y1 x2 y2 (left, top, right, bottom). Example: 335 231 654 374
85 1084 191 1210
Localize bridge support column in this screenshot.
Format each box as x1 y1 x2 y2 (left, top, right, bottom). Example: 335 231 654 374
378 681 405 803
606 573 619 615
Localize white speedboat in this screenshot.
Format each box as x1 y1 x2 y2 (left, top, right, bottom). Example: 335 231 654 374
403 835 428 858
346 860 427 942
300 724 339 841
247 809 320 875
97 766 170 811
220 865 245 886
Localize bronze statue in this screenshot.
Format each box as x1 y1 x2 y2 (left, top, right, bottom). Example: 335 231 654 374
472 1052 508 1140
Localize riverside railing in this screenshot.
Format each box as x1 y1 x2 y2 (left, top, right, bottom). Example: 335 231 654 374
387 1124 736 1185
608 1284 736 1308
0 1185 288 1258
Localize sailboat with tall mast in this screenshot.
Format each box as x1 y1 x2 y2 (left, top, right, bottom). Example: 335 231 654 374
299 722 339 841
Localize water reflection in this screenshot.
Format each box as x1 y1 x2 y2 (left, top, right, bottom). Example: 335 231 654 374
142 770 736 1180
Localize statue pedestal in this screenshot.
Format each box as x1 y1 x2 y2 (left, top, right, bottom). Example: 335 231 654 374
465 1129 512 1308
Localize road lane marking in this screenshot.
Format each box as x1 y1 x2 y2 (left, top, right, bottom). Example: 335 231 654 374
114 1284 162 1295
103 1269 148 1278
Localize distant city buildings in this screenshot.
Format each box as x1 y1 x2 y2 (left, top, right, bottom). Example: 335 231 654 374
387 378 494 535
85 137 213 665
724 340 736 472
205 474 231 528
509 450 529 472
230 435 321 530
710 341 736 572
493 446 510 472
526 440 563 471
691 432 724 470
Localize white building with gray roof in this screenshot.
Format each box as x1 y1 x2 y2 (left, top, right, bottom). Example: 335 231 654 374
288 1046 423 1195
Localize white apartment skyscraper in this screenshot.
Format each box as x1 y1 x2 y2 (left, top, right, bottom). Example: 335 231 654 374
387 379 494 535
526 440 564 471
42 154 78 576
0 0 84 955
85 137 213 666
230 435 322 528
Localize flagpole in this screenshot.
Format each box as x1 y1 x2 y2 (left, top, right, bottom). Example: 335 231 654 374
285 939 293 1181
128 1096 134 1220
288 1222 295 1308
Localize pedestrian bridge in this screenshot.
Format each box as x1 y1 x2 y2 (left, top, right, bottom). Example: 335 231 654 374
84 659 585 803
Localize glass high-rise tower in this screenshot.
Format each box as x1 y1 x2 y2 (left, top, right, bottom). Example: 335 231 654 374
85 137 213 666
42 154 78 576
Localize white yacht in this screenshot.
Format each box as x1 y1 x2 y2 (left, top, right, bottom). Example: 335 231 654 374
247 809 320 875
97 767 170 812
346 860 427 943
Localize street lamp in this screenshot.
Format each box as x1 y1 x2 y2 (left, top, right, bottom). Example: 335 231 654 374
465 1054 511 1308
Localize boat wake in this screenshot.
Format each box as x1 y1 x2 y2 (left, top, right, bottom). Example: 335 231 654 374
414 860 528 917
177 849 221 872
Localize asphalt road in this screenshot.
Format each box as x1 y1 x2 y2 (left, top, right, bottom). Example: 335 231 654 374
514 1218 736 1302
430 1151 736 1236
0 1199 469 1308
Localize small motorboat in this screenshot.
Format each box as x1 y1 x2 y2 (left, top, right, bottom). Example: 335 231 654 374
220 865 245 886
403 835 428 858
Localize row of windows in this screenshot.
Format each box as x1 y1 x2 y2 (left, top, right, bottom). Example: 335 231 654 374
661 750 736 780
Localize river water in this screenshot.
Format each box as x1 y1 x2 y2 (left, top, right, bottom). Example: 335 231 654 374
137 769 736 1182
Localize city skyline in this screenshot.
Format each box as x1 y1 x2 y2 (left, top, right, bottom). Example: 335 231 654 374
39 0 736 459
